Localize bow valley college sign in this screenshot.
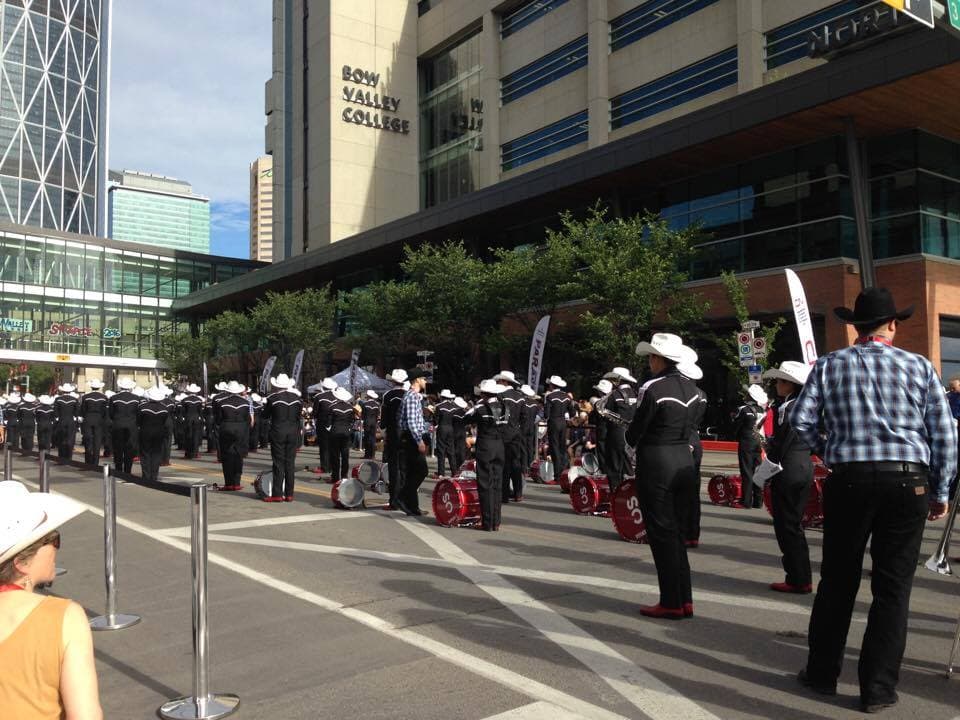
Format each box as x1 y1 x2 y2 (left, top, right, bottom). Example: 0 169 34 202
341 65 410 135
808 4 904 58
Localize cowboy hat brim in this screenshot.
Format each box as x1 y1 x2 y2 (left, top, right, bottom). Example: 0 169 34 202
761 367 807 385
833 305 914 325
0 487 86 565
635 341 688 362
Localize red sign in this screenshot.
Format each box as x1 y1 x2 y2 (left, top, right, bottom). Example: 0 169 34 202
48 323 94 337
18 363 27 373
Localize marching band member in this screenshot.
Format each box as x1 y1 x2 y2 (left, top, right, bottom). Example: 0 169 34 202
543 376 572 477
137 387 170 484
603 367 638 492
215 381 252 491
159 386 175 466
590 379 613 475
53 384 79 462
627 333 701 620
35 395 54 451
16 393 37 452
264 373 302 502
676 358 707 548
760 361 814 593
180 384 205 459
5 393 21 449
380 369 408 510
519 385 539 475
452 396 469 469
469 379 509 531
248 393 263 453
495 371 525 502
312 377 338 473
359 390 380 460
733 384 768 508
102 390 114 458
109 378 139 474
396 368 430 516
433 389 457 476
79 380 107 465
328 386 358 482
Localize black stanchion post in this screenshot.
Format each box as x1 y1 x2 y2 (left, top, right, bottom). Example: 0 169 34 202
159 484 239 720
90 465 140 631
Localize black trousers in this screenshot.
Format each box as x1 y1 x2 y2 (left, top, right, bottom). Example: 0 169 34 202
55 421 75 460
103 422 112 455
604 426 629 491
37 424 52 451
524 431 537 471
112 424 136 474
476 437 504 529
362 425 377 459
329 431 351 482
634 444 697 609
805 469 929 705
18 423 35 452
82 418 104 464
770 454 813 586
738 440 762 506
453 431 467 470
6 425 20 449
218 422 248 487
249 420 260 451
383 431 404 507
501 429 524 500
139 429 165 483
184 419 202 459
547 420 567 475
316 426 330 470
679 443 703 543
207 422 218 453
399 435 428 513
435 428 455 476
161 423 172 463
270 424 299 498
259 418 271 447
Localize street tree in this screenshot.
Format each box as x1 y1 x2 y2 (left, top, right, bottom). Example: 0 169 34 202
714 270 785 379
156 330 211 382
249 288 337 374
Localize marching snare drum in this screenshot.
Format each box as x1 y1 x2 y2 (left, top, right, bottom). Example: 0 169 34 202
578 452 600 475
570 474 611 516
351 460 384 491
253 470 273 499
530 458 556 485
458 459 477 475
610 479 648 543
559 465 586 493
432 477 481 527
331 477 365 509
707 474 743 506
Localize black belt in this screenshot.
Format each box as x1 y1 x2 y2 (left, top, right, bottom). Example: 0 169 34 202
831 461 927 474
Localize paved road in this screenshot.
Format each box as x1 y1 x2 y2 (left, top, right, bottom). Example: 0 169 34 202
9 446 959 719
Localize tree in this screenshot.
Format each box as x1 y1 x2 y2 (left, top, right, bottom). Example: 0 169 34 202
336 280 422 369
157 330 211 382
714 270 786 379
249 288 336 373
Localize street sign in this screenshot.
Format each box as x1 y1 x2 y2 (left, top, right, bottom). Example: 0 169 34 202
740 358 754 368
737 332 752 346
752 337 767 358
748 364 763 384
742 320 760 330
881 0 935 28
950 0 960 30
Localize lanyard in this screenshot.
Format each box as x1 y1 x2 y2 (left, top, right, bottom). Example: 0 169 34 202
856 336 893 347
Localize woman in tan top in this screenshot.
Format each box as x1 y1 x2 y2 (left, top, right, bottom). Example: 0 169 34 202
0 481 102 720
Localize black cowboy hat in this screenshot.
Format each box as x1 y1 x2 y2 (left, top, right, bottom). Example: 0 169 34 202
406 367 431 380
834 286 914 325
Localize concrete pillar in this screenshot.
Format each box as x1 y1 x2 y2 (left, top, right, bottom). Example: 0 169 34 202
737 0 764 92
587 0 609 148
480 10 501 189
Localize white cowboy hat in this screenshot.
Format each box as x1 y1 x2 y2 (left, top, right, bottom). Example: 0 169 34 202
454 397 468 409
321 377 338 390
479 379 509 395
88 379 104 389
762 361 811 386
225 380 245 394
23 393 35 402
439 389 455 400
174 393 186 402
493 371 520 386
677 362 703 381
520 384 536 398
118 377 136 391
389 369 408 384
104 391 115 398
635 333 696 362
146 386 166 402
215 381 228 392
594 379 613 394
291 388 302 397
604 367 637 384
270 373 295 389
546 375 566 388
366 390 378 399
249 393 260 402
747 384 769 407
38 395 54 405
58 383 76 393
333 386 353 403
0 481 86 566
7 393 20 404
402 381 410 391
133 387 145 397
186 383 201 394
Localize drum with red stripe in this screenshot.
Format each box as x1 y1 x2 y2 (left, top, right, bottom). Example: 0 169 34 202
432 477 481 527
331 477 365 509
707 474 742 506
559 465 586 493
570 475 611 516
802 477 825 528
351 460 385 493
610 479 648 543
529 458 556 485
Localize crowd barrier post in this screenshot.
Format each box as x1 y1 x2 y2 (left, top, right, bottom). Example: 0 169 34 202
159 484 239 720
39 449 49 492
3 445 11 482
90 465 140 631
948 609 960 678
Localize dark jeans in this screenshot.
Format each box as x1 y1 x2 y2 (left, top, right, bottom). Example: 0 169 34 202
679 443 703 543
112 424 136 474
435 428 455 476
771 455 813 586
805 468 929 705
362 425 377 459
382 431 404 507
19 424 35 452
399 435 428 513
218 423 248 486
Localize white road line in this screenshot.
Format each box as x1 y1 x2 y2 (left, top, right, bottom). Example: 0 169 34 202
17 476 627 720
483 701 590 720
156 512 375 536
202 532 811 617
398 519 722 720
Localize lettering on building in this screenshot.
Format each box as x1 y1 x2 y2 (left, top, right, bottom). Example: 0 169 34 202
341 65 410 135
48 323 95 337
0 318 33 333
808 6 901 58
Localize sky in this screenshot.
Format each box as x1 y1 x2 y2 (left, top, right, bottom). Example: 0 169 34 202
109 1 273 259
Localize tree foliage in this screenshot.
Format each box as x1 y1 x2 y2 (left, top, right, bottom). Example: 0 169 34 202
157 330 211 381
714 270 786 380
249 288 336 372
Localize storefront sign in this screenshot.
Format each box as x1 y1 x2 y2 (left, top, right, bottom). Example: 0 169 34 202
340 64 410 135
102 327 121 339
48 323 95 337
0 318 33 332
808 5 902 57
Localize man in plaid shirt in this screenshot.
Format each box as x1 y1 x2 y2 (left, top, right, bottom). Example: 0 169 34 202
397 368 430 516
792 286 956 713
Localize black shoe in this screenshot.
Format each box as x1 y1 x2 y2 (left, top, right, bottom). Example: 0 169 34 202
861 693 898 713
797 669 837 696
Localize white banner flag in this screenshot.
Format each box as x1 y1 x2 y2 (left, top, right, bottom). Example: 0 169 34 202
291 349 305 387
259 355 277 394
786 269 818 365
527 315 551 391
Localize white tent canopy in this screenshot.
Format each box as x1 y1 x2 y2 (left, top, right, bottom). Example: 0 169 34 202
307 367 394 396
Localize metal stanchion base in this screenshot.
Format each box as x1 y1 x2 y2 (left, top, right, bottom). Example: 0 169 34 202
159 693 240 720
55 567 66 576
89 613 141 631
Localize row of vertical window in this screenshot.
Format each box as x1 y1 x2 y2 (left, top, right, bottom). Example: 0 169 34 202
500 110 587 172
500 0 570 39
500 35 587 105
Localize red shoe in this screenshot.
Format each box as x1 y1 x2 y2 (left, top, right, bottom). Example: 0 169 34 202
770 582 813 594
263 496 282 503
730 502 747 509
685 540 699 548
220 484 242 491
638 604 685 620
513 496 523 502
283 496 293 502
683 603 694 617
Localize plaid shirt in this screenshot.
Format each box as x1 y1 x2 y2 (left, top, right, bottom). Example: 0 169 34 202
792 340 958 502
398 388 426 442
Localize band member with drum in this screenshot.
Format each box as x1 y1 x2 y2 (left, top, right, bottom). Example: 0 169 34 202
495 371 526 502
35 395 55 451
397 368 430 516
544 376 572 477
469 379 509 530
264 373 303 502
53 384 79 462
733 384 768 508
312 378 338 472
760 361 814 593
328 387 357 482
359 390 380 459
16 393 37 452
381 369 408 510
603 367 638 492
627 333 701 620
216 381 253 491
433 389 457 476
180 384 205 459
676 359 706 548
137 387 170 484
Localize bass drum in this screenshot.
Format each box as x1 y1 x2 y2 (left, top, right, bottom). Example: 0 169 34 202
570 474 611 516
432 477 481 527
331 477 365 509
530 458 555 485
559 465 585 494
253 470 273 499
458 459 477 475
707 474 740 506
352 460 384 492
610 479 648 543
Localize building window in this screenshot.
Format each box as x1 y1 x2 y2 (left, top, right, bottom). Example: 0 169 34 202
610 0 720 52
500 35 587 105
501 110 588 172
610 48 737 130
501 0 571 39
764 0 879 71
941 317 960 383
417 0 436 16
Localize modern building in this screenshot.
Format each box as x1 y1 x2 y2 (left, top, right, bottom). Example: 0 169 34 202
183 1 960 391
0 0 111 236
0 221 262 384
250 155 274 262
108 170 211 254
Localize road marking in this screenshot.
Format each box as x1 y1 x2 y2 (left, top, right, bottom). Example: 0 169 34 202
398 519 722 720
483 702 590 720
17 476 628 720
156 512 376 536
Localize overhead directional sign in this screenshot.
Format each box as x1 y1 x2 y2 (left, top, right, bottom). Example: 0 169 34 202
881 0 935 28
950 0 960 30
